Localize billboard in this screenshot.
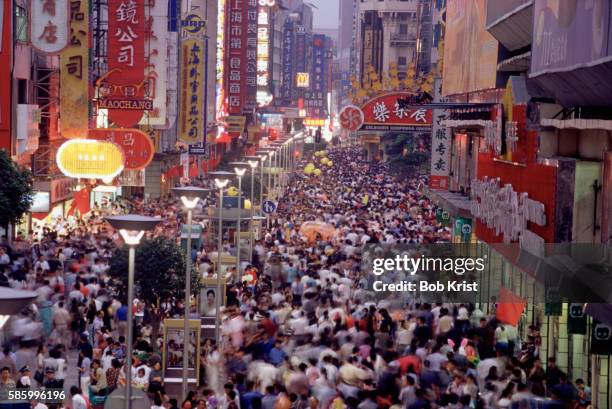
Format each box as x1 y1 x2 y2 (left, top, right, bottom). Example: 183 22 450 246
224 0 249 115
429 79 451 190
442 0 498 96
245 0 258 111
179 38 205 144
88 128 154 170
531 0 611 77
104 0 147 127
281 20 294 101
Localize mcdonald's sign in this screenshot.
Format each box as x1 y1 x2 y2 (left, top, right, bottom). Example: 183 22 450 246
296 72 310 88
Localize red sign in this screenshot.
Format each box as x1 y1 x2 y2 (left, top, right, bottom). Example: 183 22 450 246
339 105 364 131
104 0 146 127
0 0 11 150
224 0 249 114
360 93 433 131
88 128 154 170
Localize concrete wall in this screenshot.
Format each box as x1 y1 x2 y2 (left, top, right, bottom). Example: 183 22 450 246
144 160 163 199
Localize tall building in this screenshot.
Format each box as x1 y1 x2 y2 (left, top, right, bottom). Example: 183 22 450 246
357 0 433 84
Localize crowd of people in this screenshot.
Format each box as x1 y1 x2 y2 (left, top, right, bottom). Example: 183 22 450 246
0 145 592 409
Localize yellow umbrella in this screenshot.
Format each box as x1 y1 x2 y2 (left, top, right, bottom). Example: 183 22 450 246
314 168 322 176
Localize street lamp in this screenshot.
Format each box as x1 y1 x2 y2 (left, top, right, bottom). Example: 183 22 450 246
208 171 234 345
105 215 161 409
227 163 249 279
171 186 212 402
243 156 261 263
255 151 270 205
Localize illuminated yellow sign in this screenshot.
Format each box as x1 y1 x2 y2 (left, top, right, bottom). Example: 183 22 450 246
56 139 125 179
304 118 325 127
296 72 310 88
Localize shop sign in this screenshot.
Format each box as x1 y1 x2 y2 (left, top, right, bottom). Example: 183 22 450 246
104 0 146 127
97 99 153 110
56 139 125 180
454 217 472 242
179 38 205 144
88 128 154 170
224 116 247 133
139 0 168 126
30 0 70 54
257 5 272 104
304 118 325 127
429 78 451 190
339 105 364 132
296 72 309 88
590 320 612 355
59 0 89 139
215 0 227 119
281 20 294 101
361 135 380 144
471 177 546 256
360 93 433 131
181 13 206 35
245 0 258 111
567 303 587 335
224 0 249 115
436 208 450 226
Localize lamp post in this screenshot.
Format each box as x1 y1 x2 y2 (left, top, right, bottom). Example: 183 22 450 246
227 163 249 279
244 158 259 263
105 215 161 409
255 151 270 204
171 186 212 401
208 171 234 345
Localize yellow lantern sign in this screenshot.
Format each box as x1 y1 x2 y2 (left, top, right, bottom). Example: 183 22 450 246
56 139 125 179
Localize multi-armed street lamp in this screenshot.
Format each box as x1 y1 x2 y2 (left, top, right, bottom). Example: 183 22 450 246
171 186 213 401
227 162 250 279
104 215 162 409
207 170 234 345
256 148 277 200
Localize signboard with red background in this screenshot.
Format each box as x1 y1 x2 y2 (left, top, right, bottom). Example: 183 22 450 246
88 128 154 170
224 0 248 115
360 93 433 131
104 0 146 127
0 0 11 150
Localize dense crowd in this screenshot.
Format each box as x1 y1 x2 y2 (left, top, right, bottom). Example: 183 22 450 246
0 146 591 409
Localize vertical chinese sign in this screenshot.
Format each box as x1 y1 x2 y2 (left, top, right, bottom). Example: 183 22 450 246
60 0 89 139
0 0 11 150
224 0 248 115
244 0 257 111
216 0 227 120
429 78 451 189
179 33 205 144
256 1 272 106
105 0 146 127
281 20 293 103
307 35 326 118
139 0 168 127
30 0 70 53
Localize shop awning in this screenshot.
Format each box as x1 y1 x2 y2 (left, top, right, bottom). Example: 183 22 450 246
486 0 533 52
497 52 531 72
541 118 612 131
0 287 38 315
424 187 472 219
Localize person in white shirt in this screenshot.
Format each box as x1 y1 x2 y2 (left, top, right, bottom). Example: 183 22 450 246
70 386 88 409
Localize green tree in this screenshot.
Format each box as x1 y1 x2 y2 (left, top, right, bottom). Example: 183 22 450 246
0 150 33 229
108 236 201 340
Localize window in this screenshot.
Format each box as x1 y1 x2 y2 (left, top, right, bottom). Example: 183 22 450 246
17 79 28 104
14 6 28 42
399 24 408 35
397 56 407 66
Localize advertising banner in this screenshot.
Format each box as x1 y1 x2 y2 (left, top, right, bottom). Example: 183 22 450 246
256 3 272 106
360 93 433 131
442 0 498 96
531 0 611 77
430 78 451 189
179 38 205 144
30 0 70 53
0 0 11 150
139 0 168 126
216 0 227 120
104 0 146 127
305 34 327 118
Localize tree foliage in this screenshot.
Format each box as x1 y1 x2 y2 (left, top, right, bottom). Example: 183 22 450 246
108 236 200 306
0 150 33 227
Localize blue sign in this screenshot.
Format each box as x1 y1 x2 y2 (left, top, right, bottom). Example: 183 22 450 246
181 14 206 35
262 200 277 214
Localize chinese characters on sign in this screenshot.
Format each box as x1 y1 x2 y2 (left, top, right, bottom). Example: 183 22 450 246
360 93 433 131
304 35 328 118
216 0 227 119
179 39 205 144
30 0 70 53
245 0 258 110
430 79 451 189
139 0 168 126
59 0 88 139
89 128 154 170
256 3 272 106
224 0 249 115
104 0 146 127
281 20 294 101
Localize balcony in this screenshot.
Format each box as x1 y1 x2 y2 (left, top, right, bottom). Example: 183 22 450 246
390 33 416 45
486 0 533 51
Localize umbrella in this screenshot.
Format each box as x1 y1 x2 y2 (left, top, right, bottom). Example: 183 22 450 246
299 221 336 243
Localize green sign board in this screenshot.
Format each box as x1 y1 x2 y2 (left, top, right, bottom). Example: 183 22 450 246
454 217 473 242
435 208 451 226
